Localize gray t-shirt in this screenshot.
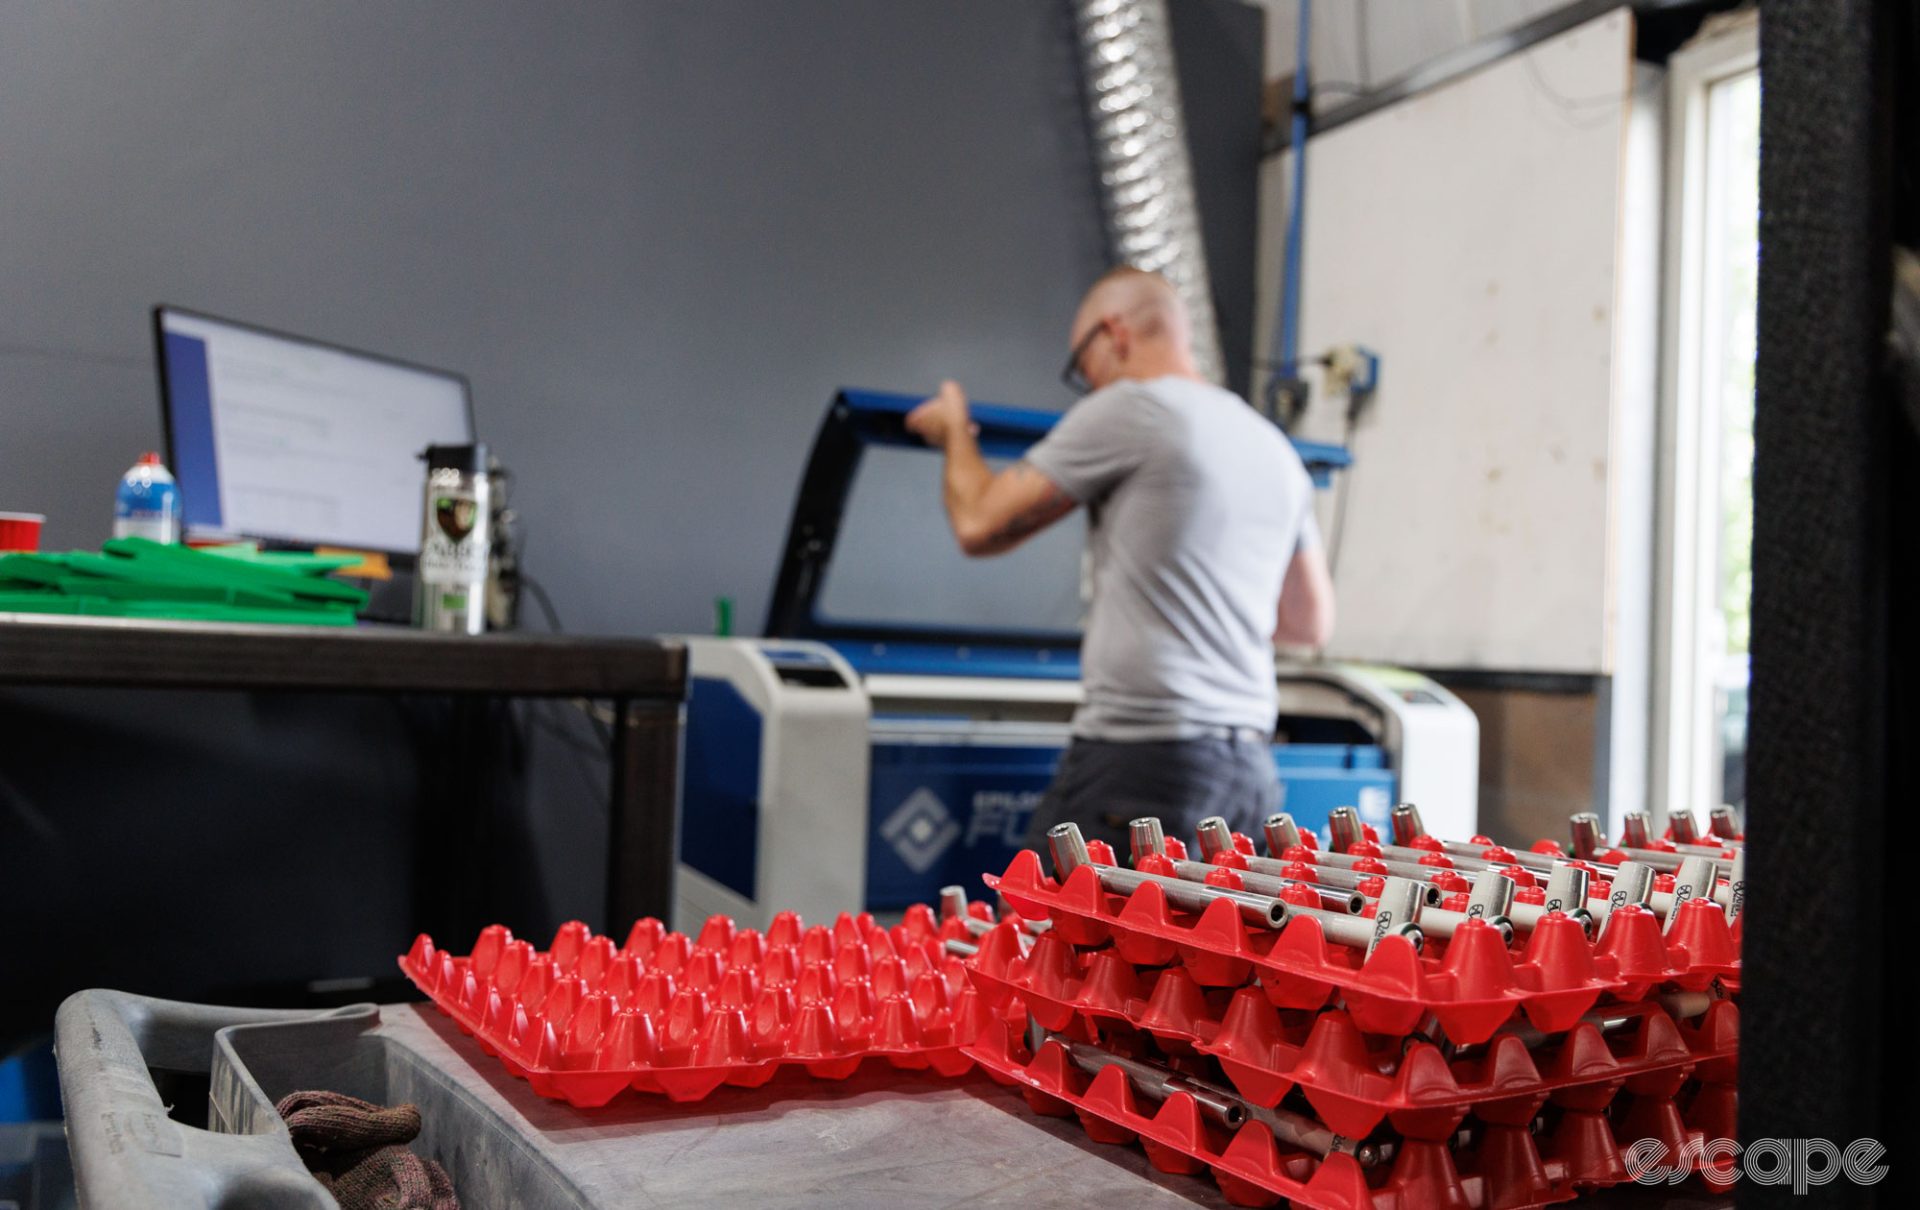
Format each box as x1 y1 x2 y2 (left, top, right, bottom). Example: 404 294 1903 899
1024 376 1320 741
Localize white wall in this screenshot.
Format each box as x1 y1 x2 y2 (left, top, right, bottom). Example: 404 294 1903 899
1254 8 1651 675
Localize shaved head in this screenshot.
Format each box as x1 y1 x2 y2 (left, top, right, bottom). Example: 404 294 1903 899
1071 267 1191 347
1063 266 1200 392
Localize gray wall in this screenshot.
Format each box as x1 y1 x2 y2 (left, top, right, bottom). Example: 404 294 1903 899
0 3 1261 1033
0 0 1112 636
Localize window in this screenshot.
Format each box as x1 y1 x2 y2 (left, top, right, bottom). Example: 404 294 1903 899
1652 15 1759 828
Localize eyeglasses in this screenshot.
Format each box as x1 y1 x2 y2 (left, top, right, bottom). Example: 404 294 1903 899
1060 320 1109 395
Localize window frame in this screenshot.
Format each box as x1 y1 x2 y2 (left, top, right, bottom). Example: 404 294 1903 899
1649 14 1760 832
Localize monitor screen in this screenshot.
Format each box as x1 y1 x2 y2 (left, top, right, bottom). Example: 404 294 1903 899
155 307 474 554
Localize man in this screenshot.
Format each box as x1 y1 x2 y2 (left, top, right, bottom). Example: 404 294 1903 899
905 267 1335 855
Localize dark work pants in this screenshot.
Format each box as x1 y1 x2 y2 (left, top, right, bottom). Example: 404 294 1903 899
1022 735 1282 859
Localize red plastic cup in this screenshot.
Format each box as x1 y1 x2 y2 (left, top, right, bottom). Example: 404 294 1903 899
0 512 45 552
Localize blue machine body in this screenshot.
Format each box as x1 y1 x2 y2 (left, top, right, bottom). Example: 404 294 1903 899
684 388 1385 911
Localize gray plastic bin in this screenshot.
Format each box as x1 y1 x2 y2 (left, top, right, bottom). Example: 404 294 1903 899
54 990 587 1209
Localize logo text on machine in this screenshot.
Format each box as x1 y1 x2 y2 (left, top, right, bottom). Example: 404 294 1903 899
966 790 1043 847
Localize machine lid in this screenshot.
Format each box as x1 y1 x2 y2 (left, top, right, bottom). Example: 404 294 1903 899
763 387 1354 672
764 389 1086 662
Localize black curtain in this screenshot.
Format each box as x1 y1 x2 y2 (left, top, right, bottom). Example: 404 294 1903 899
1744 1 1914 1203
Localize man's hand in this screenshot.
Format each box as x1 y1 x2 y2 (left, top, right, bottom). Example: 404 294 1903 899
906 379 974 448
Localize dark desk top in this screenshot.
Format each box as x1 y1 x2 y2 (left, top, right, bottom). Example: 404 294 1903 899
0 612 686 698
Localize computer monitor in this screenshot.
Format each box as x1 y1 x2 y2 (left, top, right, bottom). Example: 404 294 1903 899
153 306 476 555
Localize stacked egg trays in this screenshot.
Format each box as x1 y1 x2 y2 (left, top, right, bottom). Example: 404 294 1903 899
400 905 992 1107
961 826 1741 1209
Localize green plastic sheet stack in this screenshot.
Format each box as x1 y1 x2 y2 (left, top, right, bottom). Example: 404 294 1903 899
0 537 369 626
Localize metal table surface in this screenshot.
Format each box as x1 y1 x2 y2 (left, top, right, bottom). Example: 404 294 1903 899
389 1001 1234 1209
384 1003 1729 1209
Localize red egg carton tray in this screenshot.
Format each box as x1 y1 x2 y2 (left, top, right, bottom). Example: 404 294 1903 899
964 924 1739 1142
985 850 1740 1043
1518 836 1745 994
966 1006 1736 1208
399 906 988 1107
1232 827 1742 987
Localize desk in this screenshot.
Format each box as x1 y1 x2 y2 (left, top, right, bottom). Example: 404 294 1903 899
0 613 686 934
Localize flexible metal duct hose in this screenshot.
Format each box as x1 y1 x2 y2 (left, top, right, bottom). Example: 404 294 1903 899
1073 0 1225 384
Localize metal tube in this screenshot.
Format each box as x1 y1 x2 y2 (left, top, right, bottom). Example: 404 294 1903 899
1049 823 1290 927
1135 817 1360 911
1262 812 1303 854
1460 869 1516 942
1670 855 1716 906
1668 808 1701 846
1324 837 1555 878
1101 865 1291 928
1445 989 1722 1061
1609 843 1735 877
944 938 979 957
1596 860 1655 933
1464 868 1516 922
1534 862 1597 935
1416 906 1495 942
1247 1102 1385 1167
939 885 969 921
1060 1038 1247 1129
1218 849 1444 904
1128 817 1166 864
1390 803 1425 845
1370 835 1559 875
1047 1022 1384 1166
1422 896 1589 940
1367 877 1425 956
1541 862 1590 917
1570 812 1604 860
1621 810 1652 849
1195 815 1236 860
1328 806 1363 853
1174 861 1362 914
1048 822 1093 878
1710 805 1742 841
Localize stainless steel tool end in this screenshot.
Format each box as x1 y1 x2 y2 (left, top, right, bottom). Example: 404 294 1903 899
1610 860 1654 909
1668 808 1701 845
1568 812 1603 860
1047 822 1090 880
1328 807 1362 853
1195 815 1233 859
1542 862 1590 917
938 885 967 921
1263 813 1301 855
1621 810 1652 849
1709 805 1741 840
1367 877 1422 955
1466 868 1516 922
1390 803 1425 846
1128 817 1166 865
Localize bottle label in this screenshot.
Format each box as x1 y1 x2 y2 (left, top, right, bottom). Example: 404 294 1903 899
419 489 486 585
114 516 177 542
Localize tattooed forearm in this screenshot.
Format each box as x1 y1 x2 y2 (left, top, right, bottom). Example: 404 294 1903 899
950 462 1076 556
971 477 1075 554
